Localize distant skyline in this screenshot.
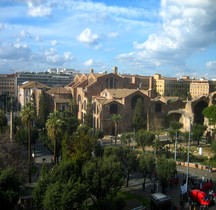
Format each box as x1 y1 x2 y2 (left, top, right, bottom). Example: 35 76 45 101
0 0 216 79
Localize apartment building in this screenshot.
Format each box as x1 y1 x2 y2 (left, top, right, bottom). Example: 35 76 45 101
0 74 17 97
153 74 191 97
18 81 50 109
190 78 216 99
16 71 74 87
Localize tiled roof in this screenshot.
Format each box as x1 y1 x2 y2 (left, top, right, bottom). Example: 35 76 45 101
20 81 50 89
46 86 70 94
94 97 122 105
106 89 141 98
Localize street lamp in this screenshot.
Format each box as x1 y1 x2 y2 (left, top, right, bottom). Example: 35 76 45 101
174 129 177 161
186 117 191 191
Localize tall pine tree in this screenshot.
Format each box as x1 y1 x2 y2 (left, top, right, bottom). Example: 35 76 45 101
38 90 49 128
133 98 146 131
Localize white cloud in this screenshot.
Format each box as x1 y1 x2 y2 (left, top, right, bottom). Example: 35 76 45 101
50 40 58 46
206 60 216 70
20 30 33 39
84 59 94 67
107 32 119 38
0 43 31 61
64 52 74 61
44 48 74 65
118 0 216 73
77 28 100 47
27 2 51 17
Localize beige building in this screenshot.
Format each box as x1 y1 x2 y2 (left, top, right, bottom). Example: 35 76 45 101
18 81 50 112
0 74 17 97
46 87 72 112
190 79 216 99
153 74 191 97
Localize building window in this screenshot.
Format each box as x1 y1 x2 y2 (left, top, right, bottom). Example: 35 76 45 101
155 103 162 113
83 100 87 110
105 77 116 89
110 103 118 114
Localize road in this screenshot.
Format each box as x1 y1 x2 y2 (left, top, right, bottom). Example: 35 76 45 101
123 165 216 210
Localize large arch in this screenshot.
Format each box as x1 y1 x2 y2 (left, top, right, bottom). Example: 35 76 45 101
193 100 208 125
131 95 144 109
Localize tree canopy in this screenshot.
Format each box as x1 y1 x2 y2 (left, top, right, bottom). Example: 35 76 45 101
135 129 155 152
156 156 176 193
133 98 146 131
46 111 65 164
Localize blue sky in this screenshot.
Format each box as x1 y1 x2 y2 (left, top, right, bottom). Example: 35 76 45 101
0 0 216 79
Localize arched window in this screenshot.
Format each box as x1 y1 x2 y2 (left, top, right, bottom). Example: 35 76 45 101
83 100 87 110
105 77 116 89
131 95 144 109
155 103 162 113
110 103 118 114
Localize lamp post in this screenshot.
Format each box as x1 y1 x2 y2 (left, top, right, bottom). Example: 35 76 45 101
174 129 177 161
186 117 191 191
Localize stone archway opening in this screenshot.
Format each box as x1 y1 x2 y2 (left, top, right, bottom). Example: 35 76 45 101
168 113 182 123
193 101 208 125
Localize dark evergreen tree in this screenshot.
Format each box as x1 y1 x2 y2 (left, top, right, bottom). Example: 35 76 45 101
38 90 50 128
133 98 146 131
0 167 22 210
83 101 93 128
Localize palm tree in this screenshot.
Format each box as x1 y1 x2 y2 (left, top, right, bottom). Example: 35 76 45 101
46 111 64 164
111 114 122 145
20 102 36 183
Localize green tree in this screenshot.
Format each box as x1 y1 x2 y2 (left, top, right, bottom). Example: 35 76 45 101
104 146 138 187
211 140 216 155
20 102 36 183
83 101 93 128
61 125 96 161
111 114 122 145
38 90 50 129
43 182 62 210
133 98 146 131
0 109 7 133
33 159 87 210
191 123 207 146
135 129 155 152
68 99 78 117
157 156 176 193
120 132 133 147
139 153 155 190
153 129 162 156
46 111 64 164
203 105 216 140
203 105 216 128
62 110 79 136
82 156 124 209
0 167 21 210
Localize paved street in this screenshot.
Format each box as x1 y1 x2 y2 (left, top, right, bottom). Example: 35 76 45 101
123 166 216 210
31 140 53 183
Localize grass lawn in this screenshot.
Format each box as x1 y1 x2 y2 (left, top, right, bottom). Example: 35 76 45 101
118 191 150 207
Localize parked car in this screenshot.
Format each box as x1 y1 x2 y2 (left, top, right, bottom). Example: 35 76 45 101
150 192 176 210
